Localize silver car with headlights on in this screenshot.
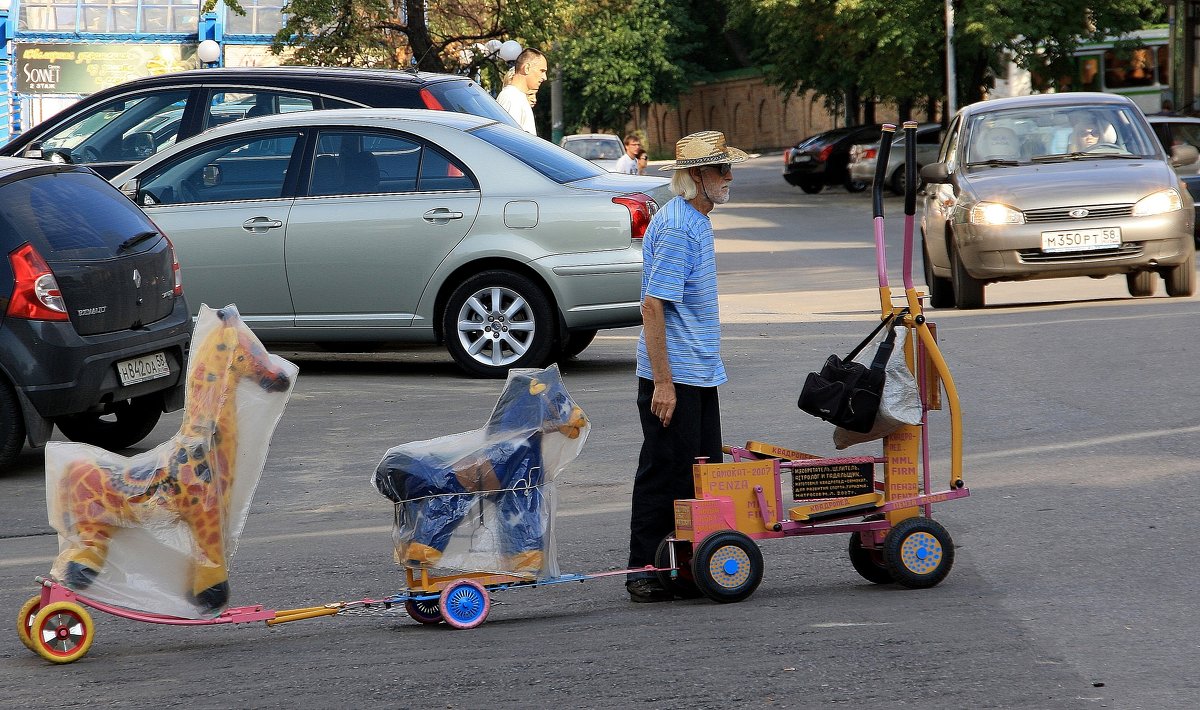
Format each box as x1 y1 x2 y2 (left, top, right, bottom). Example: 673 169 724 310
920 93 1197 309
111 109 670 377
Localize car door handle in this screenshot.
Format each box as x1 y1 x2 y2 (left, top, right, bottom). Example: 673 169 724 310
242 217 284 232
422 208 464 222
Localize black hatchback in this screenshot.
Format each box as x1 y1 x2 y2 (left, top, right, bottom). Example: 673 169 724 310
0 158 191 470
782 124 883 194
2 66 520 179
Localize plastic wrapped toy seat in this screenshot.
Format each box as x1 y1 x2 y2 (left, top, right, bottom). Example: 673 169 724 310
44 305 298 619
372 365 589 580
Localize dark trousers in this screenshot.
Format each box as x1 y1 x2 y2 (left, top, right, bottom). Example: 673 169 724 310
627 378 722 579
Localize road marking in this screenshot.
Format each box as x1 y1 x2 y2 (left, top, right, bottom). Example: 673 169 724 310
812 621 892 628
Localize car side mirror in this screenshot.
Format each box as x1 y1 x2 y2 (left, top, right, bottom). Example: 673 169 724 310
920 162 950 184
22 142 45 160
1170 143 1199 168
202 164 222 187
117 178 141 202
122 131 156 159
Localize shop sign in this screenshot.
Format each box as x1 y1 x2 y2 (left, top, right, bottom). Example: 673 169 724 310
17 44 198 95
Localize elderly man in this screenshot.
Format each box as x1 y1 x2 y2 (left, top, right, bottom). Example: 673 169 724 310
626 130 749 603
497 48 548 136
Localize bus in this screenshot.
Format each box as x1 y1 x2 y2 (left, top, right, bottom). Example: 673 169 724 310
992 27 1170 114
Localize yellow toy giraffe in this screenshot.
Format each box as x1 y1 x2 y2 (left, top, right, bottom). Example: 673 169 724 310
47 305 296 614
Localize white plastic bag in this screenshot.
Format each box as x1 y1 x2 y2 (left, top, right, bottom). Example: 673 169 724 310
833 324 922 449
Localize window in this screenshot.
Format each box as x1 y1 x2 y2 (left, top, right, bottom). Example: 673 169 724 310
0 171 157 256
205 91 317 130
473 123 602 184
39 90 188 164
138 133 300 205
19 0 196 33
225 0 287 35
1104 47 1156 89
308 130 475 196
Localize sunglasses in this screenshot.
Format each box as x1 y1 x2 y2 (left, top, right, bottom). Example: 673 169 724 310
1079 126 1099 135
704 163 733 177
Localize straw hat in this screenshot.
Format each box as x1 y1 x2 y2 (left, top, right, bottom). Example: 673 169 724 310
659 130 749 171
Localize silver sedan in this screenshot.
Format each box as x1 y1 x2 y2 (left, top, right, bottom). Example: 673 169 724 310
920 92 1197 309
112 109 670 377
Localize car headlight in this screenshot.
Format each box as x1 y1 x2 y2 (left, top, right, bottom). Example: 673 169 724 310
968 202 1025 226
1132 188 1182 216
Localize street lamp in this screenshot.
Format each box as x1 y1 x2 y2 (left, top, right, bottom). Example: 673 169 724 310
197 40 222 68
498 40 523 64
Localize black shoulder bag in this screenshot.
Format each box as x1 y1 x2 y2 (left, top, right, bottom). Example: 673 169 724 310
797 313 899 433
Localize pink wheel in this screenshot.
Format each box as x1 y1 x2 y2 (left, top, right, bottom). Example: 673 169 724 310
438 580 490 629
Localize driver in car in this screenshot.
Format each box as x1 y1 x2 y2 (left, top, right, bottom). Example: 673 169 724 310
1070 119 1103 152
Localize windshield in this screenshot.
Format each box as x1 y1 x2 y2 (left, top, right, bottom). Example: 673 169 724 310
425 79 521 129
472 123 604 183
562 138 623 161
964 104 1158 165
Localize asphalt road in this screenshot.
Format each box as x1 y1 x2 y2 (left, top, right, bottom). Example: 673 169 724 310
3 153 1198 709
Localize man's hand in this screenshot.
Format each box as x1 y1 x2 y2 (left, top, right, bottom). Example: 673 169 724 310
651 381 676 427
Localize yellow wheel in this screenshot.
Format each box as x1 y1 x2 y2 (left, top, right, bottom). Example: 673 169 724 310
30 601 94 664
16 596 41 652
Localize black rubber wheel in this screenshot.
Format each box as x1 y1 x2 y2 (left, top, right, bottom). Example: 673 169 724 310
799 181 822 194
556 329 597 360
848 515 894 585
844 177 868 193
442 270 557 378
0 380 26 470
55 395 162 451
881 517 955 589
1126 270 1156 297
1164 249 1196 297
691 530 764 603
922 234 954 309
951 242 985 309
404 598 443 625
654 536 701 599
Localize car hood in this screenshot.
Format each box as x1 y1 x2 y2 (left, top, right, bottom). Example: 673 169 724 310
961 160 1177 207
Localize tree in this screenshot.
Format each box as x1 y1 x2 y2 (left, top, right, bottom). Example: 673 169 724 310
731 0 1163 122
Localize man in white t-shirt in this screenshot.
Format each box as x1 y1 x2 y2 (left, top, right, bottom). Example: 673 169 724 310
613 135 641 174
497 48 548 136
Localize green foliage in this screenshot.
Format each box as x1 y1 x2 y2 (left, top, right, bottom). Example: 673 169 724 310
733 0 1164 116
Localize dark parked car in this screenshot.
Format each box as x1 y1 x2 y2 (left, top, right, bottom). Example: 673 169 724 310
0 157 191 469
782 124 883 193
1 67 520 178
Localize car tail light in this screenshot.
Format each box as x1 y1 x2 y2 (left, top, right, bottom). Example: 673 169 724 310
819 145 833 162
613 193 657 239
163 233 183 297
419 88 445 110
863 148 877 160
7 243 68 321
783 149 791 164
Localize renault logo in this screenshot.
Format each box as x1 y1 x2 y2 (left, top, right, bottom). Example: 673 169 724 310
1069 208 1090 218
132 268 141 288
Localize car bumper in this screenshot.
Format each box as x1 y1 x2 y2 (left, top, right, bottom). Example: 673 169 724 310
849 161 876 183
956 211 1194 280
3 298 192 419
535 248 644 330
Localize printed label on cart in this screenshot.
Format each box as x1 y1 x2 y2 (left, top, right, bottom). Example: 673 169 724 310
790 460 874 500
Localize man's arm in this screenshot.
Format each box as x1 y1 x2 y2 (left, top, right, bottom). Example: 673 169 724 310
641 295 676 427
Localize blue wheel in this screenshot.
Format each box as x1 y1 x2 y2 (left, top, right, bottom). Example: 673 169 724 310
691 530 763 603
438 580 490 629
882 517 954 589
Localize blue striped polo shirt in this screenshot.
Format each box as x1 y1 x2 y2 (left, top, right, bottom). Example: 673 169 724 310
636 196 727 387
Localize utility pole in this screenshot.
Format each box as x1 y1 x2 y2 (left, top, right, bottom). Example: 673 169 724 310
944 0 957 120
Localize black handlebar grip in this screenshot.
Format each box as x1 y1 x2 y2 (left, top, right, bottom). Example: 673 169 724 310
903 121 918 216
873 124 897 219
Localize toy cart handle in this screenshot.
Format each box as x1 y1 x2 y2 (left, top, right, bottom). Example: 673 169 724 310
902 121 919 292
872 124 897 307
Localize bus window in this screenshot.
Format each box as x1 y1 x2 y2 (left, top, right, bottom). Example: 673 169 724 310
1104 48 1156 88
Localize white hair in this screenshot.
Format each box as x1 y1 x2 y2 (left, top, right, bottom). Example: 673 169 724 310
670 168 699 199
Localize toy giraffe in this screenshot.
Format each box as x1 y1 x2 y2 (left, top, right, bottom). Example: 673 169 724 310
50 305 293 612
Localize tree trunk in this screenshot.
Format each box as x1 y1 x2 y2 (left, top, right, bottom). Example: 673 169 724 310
405 0 445 72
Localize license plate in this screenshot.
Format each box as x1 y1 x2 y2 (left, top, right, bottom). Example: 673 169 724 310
1041 227 1122 253
116 352 170 386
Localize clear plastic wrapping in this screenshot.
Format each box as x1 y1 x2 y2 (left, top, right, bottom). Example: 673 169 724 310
45 305 297 619
372 365 589 580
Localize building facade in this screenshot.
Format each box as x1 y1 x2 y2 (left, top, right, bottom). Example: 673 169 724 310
0 0 287 143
